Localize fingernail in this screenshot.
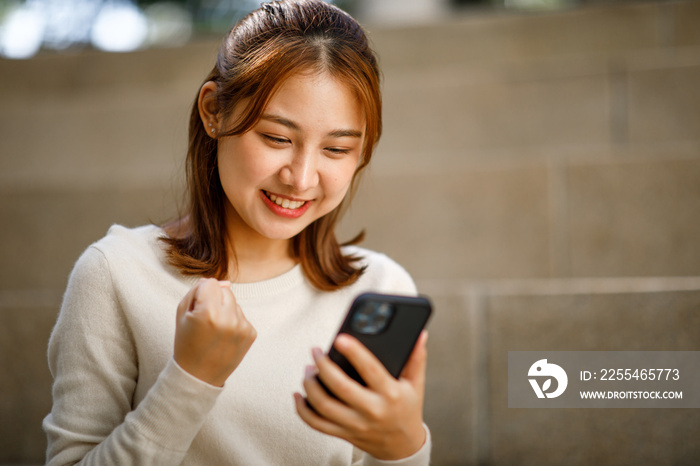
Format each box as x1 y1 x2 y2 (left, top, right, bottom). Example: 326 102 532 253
311 347 323 361
335 333 351 348
304 364 316 378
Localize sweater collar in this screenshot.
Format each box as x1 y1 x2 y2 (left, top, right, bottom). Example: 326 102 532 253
227 264 305 300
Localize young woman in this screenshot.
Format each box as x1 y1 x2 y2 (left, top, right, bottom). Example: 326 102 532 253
43 1 431 464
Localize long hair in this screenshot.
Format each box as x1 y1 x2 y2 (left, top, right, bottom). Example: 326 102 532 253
161 0 382 291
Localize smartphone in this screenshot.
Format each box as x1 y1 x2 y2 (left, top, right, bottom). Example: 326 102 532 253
325 292 433 388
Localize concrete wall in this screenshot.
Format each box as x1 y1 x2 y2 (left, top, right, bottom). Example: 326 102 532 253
1 1 699 464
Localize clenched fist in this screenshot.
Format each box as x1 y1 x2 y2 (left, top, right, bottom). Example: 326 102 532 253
174 278 257 387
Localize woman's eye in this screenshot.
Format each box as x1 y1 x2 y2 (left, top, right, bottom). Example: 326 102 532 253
262 134 289 145
325 147 350 156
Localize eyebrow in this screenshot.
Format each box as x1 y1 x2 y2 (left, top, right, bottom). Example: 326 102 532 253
261 114 363 139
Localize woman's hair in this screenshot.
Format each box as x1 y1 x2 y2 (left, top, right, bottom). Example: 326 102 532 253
161 0 382 291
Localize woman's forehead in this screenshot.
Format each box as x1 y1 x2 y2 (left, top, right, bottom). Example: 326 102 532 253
259 72 365 132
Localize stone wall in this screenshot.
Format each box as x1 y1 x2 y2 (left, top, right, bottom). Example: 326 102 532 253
1 1 699 464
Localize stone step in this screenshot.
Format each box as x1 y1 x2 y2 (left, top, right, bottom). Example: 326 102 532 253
340 152 700 280
367 0 700 70
1 4 700 192
0 186 180 290
417 277 700 465
378 45 700 159
2 38 699 192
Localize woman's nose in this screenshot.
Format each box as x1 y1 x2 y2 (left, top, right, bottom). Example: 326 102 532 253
278 149 319 192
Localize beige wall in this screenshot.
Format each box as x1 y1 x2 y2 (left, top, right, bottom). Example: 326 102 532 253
1 1 699 464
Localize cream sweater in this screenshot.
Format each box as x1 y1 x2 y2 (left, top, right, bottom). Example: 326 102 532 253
43 225 431 465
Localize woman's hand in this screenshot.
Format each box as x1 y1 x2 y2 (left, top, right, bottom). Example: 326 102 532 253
294 331 428 460
174 278 257 387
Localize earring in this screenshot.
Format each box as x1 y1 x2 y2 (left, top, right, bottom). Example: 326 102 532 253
208 122 216 133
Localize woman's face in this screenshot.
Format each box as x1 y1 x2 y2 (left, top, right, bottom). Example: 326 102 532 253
217 71 365 244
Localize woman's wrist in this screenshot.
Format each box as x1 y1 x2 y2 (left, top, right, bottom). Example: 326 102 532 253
367 423 431 464
371 422 428 461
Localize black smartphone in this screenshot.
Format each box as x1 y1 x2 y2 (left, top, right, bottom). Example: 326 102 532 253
325 292 433 388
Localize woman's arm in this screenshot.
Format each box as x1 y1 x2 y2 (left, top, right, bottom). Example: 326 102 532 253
43 247 226 465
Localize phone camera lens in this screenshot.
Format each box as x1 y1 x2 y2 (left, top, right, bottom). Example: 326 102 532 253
351 301 394 334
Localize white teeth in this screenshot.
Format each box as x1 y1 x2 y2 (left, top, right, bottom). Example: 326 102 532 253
266 192 305 210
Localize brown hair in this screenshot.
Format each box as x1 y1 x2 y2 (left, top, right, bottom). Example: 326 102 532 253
161 0 382 291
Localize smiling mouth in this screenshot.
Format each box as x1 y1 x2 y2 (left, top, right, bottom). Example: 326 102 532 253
263 191 307 210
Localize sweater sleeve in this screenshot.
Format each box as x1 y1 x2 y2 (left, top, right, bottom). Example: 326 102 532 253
352 424 432 466
43 246 222 465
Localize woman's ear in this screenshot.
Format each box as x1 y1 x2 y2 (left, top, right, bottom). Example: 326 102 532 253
198 81 220 138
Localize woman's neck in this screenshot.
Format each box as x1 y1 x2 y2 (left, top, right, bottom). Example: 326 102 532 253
221 202 300 283
225 231 297 284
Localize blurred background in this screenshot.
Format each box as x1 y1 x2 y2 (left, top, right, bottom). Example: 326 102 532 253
1 0 699 464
